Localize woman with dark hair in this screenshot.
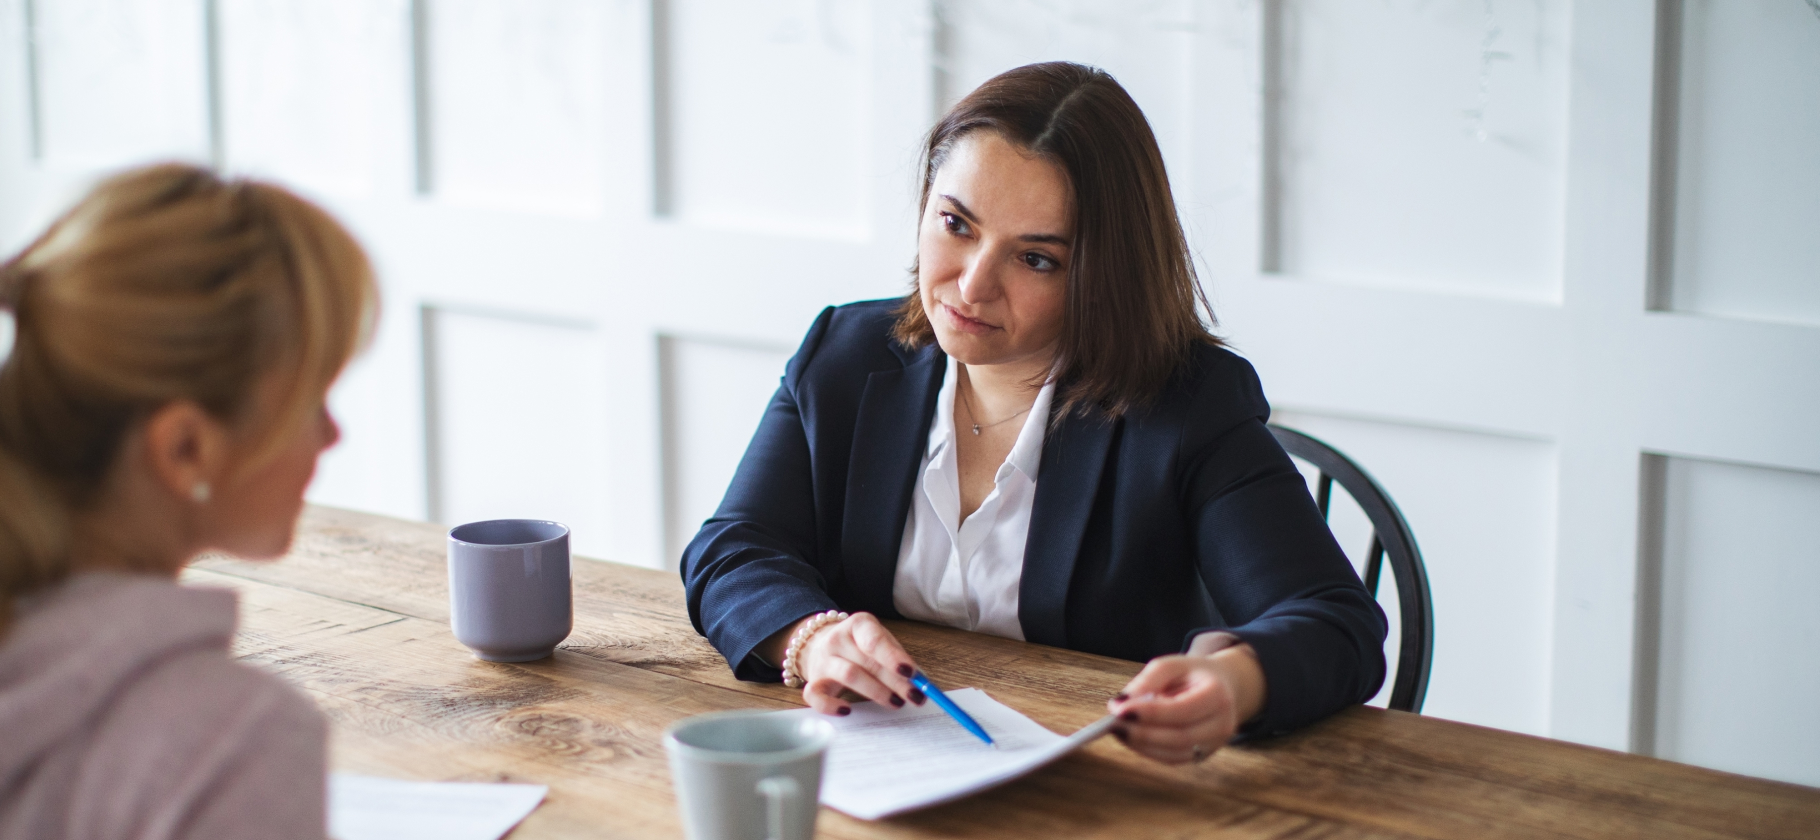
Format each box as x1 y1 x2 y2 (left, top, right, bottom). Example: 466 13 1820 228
681 62 1385 764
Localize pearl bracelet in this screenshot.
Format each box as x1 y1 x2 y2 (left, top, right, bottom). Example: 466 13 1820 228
781 610 848 689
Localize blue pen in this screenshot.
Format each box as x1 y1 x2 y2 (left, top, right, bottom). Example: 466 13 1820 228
909 672 994 747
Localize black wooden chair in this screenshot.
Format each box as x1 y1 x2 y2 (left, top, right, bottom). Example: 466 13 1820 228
1267 424 1434 714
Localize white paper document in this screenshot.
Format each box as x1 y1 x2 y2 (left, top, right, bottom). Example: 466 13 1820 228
786 687 1114 820
328 774 548 840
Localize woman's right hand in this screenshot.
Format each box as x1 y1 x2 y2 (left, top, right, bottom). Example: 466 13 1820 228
788 612 927 716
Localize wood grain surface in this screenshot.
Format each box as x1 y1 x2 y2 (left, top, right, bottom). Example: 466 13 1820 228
188 506 1820 839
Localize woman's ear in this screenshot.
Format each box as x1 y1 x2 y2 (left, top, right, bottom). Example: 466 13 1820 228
139 401 232 504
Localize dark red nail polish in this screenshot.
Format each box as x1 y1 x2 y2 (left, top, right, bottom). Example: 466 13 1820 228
837 706 852 716
1120 711 1138 723
909 688 926 705
890 694 905 708
1113 693 1129 702
897 664 914 677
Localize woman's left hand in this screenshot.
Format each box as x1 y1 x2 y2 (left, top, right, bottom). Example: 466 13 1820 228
1107 643 1266 765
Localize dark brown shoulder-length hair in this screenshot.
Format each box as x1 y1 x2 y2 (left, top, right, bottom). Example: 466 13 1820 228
893 61 1219 422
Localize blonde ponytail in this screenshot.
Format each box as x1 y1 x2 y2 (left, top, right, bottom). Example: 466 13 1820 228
0 348 68 632
0 163 377 631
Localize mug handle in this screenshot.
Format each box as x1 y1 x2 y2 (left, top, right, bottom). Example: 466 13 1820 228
755 776 801 840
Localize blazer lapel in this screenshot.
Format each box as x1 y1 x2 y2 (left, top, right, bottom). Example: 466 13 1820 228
840 345 945 617
1019 411 1117 647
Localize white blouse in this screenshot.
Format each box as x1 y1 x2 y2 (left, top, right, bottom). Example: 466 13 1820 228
891 359 1055 641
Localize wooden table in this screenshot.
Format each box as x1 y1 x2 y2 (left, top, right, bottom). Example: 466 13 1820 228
188 506 1819 839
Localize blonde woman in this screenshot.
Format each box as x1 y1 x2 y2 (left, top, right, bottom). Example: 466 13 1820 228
0 164 376 839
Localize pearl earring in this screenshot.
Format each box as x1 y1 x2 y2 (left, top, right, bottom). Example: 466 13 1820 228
191 482 211 503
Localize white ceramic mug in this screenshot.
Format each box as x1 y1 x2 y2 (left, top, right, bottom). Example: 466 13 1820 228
664 711 833 840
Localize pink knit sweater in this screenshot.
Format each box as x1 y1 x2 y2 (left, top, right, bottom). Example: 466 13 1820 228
0 572 326 839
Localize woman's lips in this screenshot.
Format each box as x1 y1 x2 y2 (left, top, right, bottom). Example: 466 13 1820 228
942 303 997 335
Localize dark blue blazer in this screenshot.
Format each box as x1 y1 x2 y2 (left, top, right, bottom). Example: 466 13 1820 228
681 299 1386 735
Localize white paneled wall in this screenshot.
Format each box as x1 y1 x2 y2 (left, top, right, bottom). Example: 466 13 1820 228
1 0 1817 788
1665 0 1820 326
1268 0 1570 301
217 0 411 200
307 322 426 525
658 336 792 564
659 0 873 237
430 0 610 215
425 307 615 560
1646 456 1820 787
32 0 211 167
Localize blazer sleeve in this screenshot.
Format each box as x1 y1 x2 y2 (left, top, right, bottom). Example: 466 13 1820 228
680 307 843 682
1179 367 1388 737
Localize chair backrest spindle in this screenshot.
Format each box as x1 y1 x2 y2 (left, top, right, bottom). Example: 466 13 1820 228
1363 533 1384 596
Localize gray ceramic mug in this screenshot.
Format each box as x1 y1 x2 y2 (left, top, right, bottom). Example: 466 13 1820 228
447 519 572 662
665 711 833 840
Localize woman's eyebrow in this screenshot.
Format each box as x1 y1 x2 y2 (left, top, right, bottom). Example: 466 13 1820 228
938 193 978 222
939 194 1071 246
